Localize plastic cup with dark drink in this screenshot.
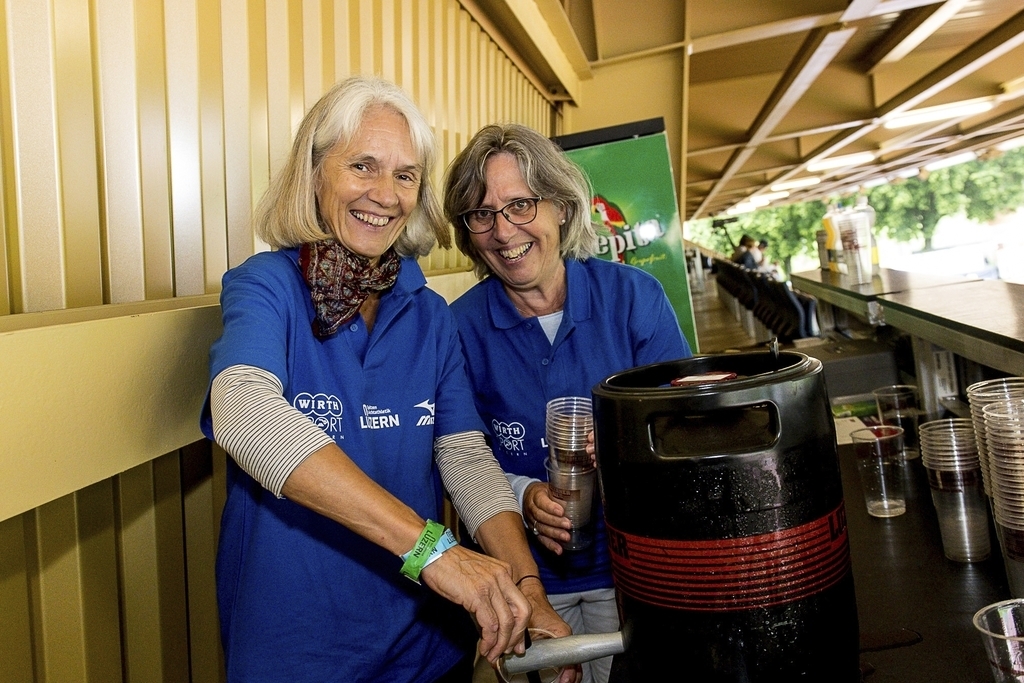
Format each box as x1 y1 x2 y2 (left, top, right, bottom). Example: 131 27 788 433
545 458 596 551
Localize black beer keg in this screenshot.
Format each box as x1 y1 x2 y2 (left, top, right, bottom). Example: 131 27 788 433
592 351 859 682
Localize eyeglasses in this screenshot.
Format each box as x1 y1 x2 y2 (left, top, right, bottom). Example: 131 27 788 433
459 197 542 234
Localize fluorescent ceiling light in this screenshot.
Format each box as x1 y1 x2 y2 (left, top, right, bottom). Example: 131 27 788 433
770 177 820 192
895 167 920 179
749 196 771 207
861 177 888 189
883 99 995 129
757 191 790 202
807 152 876 172
924 151 977 171
997 136 1024 152
726 203 757 215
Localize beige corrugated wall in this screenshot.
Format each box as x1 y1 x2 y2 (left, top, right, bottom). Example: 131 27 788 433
0 1 555 680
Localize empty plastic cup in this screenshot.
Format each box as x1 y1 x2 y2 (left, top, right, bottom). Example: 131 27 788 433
874 385 920 458
974 599 1024 682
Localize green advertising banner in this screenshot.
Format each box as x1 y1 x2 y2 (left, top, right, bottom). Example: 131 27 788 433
562 130 699 351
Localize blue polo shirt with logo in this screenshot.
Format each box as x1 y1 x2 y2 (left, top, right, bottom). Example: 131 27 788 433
451 257 691 596
201 248 481 683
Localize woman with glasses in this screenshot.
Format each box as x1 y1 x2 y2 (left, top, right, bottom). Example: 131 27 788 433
444 123 692 683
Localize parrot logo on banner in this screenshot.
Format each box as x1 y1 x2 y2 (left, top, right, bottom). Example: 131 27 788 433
592 195 627 263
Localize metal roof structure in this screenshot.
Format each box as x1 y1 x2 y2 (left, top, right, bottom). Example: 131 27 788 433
482 0 1024 221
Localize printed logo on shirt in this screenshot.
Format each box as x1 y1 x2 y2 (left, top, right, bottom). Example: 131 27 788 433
360 404 400 430
492 419 526 453
293 392 344 438
414 399 435 426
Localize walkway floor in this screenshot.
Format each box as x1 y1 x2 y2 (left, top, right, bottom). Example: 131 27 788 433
690 273 757 353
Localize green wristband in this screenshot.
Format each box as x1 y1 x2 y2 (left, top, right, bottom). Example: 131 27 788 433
400 520 445 583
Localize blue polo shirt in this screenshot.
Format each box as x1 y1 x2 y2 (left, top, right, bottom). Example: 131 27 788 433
201 248 482 683
451 257 691 595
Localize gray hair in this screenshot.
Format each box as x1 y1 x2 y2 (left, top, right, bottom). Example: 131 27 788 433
443 123 597 278
253 76 448 256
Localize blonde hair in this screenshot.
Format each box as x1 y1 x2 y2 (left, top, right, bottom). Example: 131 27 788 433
442 123 597 279
253 76 448 256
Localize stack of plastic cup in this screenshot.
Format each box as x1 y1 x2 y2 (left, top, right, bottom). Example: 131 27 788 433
967 377 1024 499
983 399 1024 597
546 397 593 468
919 418 990 562
545 397 597 551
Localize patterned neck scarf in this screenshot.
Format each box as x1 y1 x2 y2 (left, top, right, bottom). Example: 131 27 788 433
298 239 401 339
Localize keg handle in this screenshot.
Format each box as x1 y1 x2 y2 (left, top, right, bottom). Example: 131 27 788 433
498 622 632 678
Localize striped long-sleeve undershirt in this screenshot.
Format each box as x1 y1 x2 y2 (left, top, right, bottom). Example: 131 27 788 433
209 364 519 538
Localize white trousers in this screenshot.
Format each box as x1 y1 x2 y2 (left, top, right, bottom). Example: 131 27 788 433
546 588 619 683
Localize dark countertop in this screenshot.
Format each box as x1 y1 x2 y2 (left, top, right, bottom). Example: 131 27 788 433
877 279 1024 367
791 268 978 302
790 268 979 324
842 446 1006 683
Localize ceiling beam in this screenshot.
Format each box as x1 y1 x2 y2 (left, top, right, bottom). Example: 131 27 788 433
791 105 1024 202
693 24 856 216
878 7 1024 119
760 7 1024 211
841 0 888 22
688 12 841 54
862 0 970 71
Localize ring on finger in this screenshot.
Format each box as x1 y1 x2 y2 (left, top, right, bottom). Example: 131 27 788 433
531 519 540 536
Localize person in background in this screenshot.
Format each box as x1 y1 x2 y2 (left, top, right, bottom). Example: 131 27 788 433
731 234 758 269
748 238 764 268
754 238 780 277
201 77 574 683
443 123 692 683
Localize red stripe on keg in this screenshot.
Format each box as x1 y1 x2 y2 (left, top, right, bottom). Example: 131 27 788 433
607 503 850 611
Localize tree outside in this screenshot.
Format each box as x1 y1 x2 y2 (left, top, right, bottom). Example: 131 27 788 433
686 146 1024 278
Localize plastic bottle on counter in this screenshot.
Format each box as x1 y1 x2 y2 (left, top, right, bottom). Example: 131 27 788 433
816 230 830 270
822 203 846 274
857 195 880 275
839 207 872 284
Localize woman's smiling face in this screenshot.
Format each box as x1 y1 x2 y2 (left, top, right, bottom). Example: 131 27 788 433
316 106 421 264
468 153 565 293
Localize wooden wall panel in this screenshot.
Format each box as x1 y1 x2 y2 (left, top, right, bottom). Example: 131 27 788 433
76 481 124 682
95 0 146 304
0 515 33 682
135 0 175 299
246 0 271 254
164 0 205 297
181 441 227 682
222 0 256 268
0 0 10 316
199 0 230 295
8 0 64 313
53 0 103 309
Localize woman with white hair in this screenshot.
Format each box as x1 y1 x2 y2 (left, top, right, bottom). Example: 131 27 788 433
202 77 571 683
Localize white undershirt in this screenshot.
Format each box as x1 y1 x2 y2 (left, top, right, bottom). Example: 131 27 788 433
537 310 563 344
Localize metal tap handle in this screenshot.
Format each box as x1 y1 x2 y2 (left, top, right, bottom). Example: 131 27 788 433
498 627 630 677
